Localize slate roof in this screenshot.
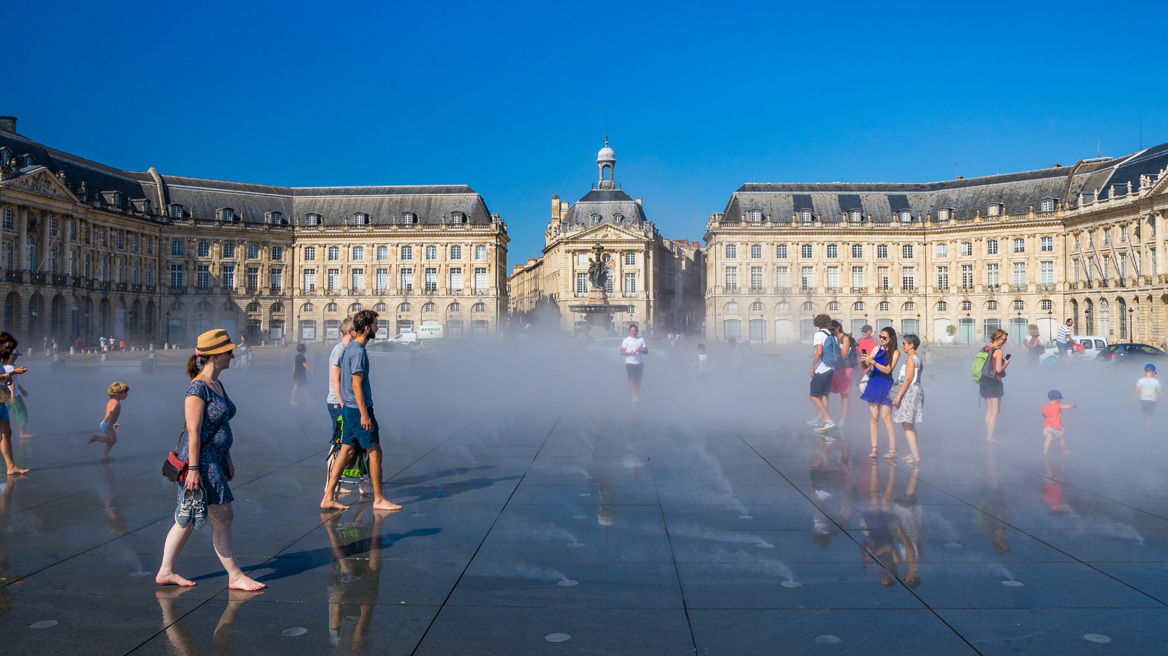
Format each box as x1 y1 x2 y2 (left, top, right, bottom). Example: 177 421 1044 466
0 131 494 226
561 187 649 228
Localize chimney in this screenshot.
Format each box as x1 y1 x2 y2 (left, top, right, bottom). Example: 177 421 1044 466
551 195 560 219
635 198 642 205
0 117 15 134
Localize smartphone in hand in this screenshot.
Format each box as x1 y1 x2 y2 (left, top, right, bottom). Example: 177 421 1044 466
1005 353 1012 360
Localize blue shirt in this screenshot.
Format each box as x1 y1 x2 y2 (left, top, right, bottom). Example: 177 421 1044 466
340 340 372 409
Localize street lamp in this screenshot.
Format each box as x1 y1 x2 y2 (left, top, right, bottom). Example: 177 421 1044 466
1128 307 1134 343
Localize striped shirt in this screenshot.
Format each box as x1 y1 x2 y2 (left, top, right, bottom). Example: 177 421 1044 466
1056 324 1071 344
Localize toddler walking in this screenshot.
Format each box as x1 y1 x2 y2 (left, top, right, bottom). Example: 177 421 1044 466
690 342 710 383
1041 389 1075 455
89 382 129 460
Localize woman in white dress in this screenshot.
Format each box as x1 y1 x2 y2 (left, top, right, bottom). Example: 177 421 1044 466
891 334 923 465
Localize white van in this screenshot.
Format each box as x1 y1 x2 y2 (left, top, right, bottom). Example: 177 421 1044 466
1040 335 1108 364
388 331 418 344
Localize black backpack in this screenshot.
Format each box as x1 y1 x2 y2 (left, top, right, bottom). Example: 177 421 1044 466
842 334 859 368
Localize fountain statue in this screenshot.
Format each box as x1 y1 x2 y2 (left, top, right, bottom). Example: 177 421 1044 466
568 242 634 336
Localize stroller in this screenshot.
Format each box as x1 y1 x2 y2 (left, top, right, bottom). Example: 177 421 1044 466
326 414 372 497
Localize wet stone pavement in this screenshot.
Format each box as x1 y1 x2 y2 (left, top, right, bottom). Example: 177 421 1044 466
3 366 1168 654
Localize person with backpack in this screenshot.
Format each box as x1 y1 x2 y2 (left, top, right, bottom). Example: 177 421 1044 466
829 320 856 429
808 314 839 431
975 329 1011 443
860 327 900 459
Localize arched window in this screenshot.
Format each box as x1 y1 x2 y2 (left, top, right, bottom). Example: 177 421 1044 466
853 302 864 311
987 300 998 310
725 302 738 312
827 301 839 311
849 210 862 224
304 246 316 261
899 210 912 222
400 302 411 312
423 302 435 312
802 301 814 311
349 303 362 313
751 302 763 311
302 303 314 312
749 209 762 223
777 302 789 312
878 301 890 311
449 303 460 313
904 302 915 311
473 303 486 312
1013 300 1024 310
937 301 948 311
961 300 972 311
326 302 337 312
246 302 261 313
799 209 813 223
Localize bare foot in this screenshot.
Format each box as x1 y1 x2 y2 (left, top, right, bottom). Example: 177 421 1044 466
227 574 266 591
986 436 1001 444
20 433 33 439
372 498 402 511
6 467 28 476
88 435 98 445
155 586 194 600
339 486 354 495
155 572 196 587
320 498 350 511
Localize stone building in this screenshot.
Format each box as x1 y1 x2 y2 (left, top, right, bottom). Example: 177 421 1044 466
507 139 704 334
0 117 508 347
704 142 1168 347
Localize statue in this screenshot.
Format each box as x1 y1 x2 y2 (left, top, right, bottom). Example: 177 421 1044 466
587 243 608 290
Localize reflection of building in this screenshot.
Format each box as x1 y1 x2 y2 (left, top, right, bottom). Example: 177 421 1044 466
507 139 704 334
0 117 507 346
705 143 1168 346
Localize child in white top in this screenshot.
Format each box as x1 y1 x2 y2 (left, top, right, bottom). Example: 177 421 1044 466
1130 364 1165 434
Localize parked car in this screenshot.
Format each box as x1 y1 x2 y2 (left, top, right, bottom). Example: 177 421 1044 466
1095 343 1168 363
365 340 423 364
1041 335 1108 365
388 331 418 344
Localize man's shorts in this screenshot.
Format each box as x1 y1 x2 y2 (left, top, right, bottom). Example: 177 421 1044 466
626 363 644 382
810 370 834 398
1043 426 1065 439
341 406 380 449
1057 341 1069 355
327 403 343 423
830 367 853 394
1141 400 1157 416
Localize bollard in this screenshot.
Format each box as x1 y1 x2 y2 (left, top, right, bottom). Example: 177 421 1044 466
70 346 75 355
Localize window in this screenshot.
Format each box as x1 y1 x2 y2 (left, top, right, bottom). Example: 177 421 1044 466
904 301 915 311
303 246 314 261
826 244 837 258
876 244 888 258
130 234 137 252
1041 237 1053 252
305 213 320 226
1073 259 1080 282
422 302 434 312
328 246 339 261
851 244 862 258
353 212 368 225
986 263 999 288
828 301 840 311
424 267 438 291
750 266 763 290
2 208 11 230
1040 199 1055 212
849 210 862 224
576 273 587 294
624 252 636 266
222 264 235 289
449 245 462 260
726 244 737 258
801 244 812 258
1013 300 1024 311
961 264 974 289
145 263 153 285
352 268 365 292
776 244 787 258
936 243 947 257
475 245 486 260
751 244 762 258
776 266 789 288
751 301 763 311
1040 261 1053 286
327 303 338 312
219 208 234 221
452 211 466 224
854 302 864 311
376 268 388 292
937 208 950 221
961 242 972 256
346 246 361 261
801 266 814 290
247 267 259 290
987 204 1000 216
902 244 913 259
937 301 947 311
401 268 413 291
171 240 183 256
1012 262 1026 288
988 300 998 310
961 300 972 311
269 211 283 225
724 266 737 290
986 239 998 255
624 272 636 294
450 268 462 291
197 265 210 289
474 267 487 292
197 242 210 257
426 245 437 260
851 266 863 289
899 210 913 222
1013 238 1025 253
576 253 588 267
799 209 812 223
1041 299 1052 311
327 268 340 291
402 212 417 224
902 267 914 291
937 266 949 290
803 301 815 311
473 303 486 313
878 301 890 311
778 302 789 312
170 264 183 289
271 246 283 261
826 266 839 289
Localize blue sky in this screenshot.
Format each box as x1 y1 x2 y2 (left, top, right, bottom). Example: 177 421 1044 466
8 1 1167 262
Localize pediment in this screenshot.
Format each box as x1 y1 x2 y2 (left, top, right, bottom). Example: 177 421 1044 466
0 167 79 203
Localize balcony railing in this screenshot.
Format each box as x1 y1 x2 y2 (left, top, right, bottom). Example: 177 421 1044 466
985 284 1001 292
801 286 814 294
1038 284 1055 292
851 287 865 294
826 287 841 293
169 286 185 295
775 286 791 294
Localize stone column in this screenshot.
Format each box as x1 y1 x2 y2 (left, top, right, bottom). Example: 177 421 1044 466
1157 211 1167 280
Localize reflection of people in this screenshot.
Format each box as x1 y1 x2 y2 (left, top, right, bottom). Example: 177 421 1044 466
980 329 1010 443
891 335 923 465
88 382 129 460
860 327 899 460
1130 364 1165 434
859 461 918 588
977 449 1010 555
156 329 265 591
620 324 648 403
322 506 386 651
156 586 259 653
97 462 128 536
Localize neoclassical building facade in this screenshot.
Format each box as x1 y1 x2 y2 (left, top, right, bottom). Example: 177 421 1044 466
0 118 508 347
506 140 704 334
704 142 1168 346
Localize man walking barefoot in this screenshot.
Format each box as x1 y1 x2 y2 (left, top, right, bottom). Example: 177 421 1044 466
320 310 401 512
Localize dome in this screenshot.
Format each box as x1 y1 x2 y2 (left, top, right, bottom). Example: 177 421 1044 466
597 137 615 163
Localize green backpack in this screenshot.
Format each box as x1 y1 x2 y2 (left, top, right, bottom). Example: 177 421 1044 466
971 347 998 385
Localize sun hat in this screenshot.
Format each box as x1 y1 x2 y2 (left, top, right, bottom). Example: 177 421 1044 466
1146 363 1157 372
1047 389 1063 400
195 329 236 356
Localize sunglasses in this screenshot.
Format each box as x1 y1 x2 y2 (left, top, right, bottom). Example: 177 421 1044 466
879 336 890 340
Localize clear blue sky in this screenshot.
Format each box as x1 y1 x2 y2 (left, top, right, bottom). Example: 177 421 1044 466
8 1 1166 263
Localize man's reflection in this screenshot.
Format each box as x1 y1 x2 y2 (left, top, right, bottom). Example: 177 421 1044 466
156 587 260 655
859 461 919 588
322 505 391 652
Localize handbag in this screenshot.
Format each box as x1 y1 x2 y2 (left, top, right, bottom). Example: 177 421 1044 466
161 427 190 483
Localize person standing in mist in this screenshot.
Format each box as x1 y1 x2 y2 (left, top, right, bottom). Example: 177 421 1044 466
981 329 1010 443
860 327 899 459
807 314 837 431
321 309 400 512
0 333 28 475
620 324 648 403
891 334 923 465
829 320 854 429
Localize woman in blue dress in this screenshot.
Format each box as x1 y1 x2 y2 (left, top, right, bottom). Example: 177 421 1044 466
155 329 265 591
860 327 901 461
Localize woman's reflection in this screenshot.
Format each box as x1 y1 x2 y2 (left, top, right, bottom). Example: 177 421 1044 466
859 461 919 588
156 586 260 655
976 446 1010 555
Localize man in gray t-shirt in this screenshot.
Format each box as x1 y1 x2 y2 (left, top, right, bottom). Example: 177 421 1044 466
321 309 400 512
326 317 355 423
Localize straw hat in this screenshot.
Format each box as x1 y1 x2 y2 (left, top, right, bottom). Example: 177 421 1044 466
196 329 236 356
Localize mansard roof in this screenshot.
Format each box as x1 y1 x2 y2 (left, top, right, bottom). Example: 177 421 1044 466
561 187 648 227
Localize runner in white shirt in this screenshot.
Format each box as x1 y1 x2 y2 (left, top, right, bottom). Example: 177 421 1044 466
620 324 648 403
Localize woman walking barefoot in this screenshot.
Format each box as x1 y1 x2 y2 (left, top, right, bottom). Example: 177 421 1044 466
860 327 900 460
891 334 924 465
155 329 265 591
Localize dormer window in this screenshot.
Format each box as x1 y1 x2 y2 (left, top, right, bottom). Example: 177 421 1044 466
612 213 625 223
987 203 1002 216
451 211 467 224
402 212 417 225
1040 198 1056 212
217 208 235 222
305 213 320 226
0 148 9 165
749 209 762 223
102 191 123 207
849 210 862 224
591 213 602 226
132 199 151 213
937 208 950 221
353 212 368 225
799 209 813 223
266 211 283 225
168 204 183 218
20 154 33 167
73 183 87 201
899 210 912 222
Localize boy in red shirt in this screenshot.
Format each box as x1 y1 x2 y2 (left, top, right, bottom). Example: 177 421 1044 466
1041 389 1076 455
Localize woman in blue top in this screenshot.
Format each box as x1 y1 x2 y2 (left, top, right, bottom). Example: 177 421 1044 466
860 327 901 461
155 329 265 591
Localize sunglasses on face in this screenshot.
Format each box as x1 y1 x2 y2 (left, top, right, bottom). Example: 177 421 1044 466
879 336 890 341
